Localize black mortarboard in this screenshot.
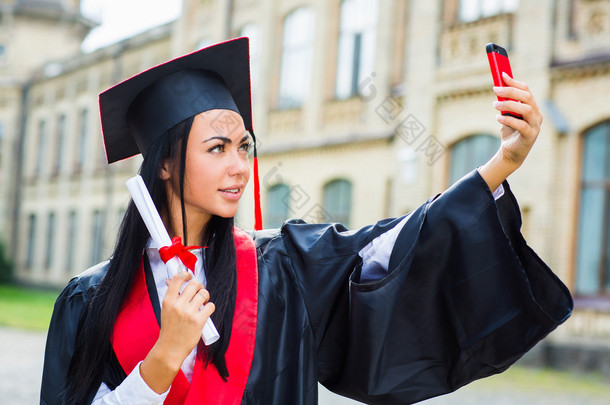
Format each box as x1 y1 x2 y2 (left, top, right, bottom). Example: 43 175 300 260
99 37 253 164
99 37 263 230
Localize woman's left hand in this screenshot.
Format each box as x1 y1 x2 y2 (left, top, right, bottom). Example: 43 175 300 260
479 73 543 192
493 72 543 168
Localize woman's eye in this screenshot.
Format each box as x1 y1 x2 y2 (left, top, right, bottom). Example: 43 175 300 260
209 144 224 153
239 142 252 152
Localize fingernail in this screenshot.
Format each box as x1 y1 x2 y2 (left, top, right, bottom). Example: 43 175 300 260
497 114 504 122
502 72 509 78
493 101 501 108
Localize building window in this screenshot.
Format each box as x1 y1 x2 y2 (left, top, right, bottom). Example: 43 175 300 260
278 7 315 110
449 134 500 185
323 179 352 228
458 0 519 22
90 209 105 266
75 108 88 172
240 24 261 93
335 0 378 99
35 120 46 176
53 114 66 175
45 212 56 271
66 210 77 274
575 121 610 296
266 184 290 228
26 214 37 269
0 121 4 165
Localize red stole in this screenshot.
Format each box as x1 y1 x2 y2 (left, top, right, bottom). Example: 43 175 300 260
111 228 258 404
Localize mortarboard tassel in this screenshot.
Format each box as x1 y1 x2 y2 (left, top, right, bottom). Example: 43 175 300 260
251 131 263 231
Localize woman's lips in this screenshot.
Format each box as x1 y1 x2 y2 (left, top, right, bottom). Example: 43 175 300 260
218 187 243 200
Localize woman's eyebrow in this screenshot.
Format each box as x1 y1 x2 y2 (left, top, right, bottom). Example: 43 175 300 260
203 136 231 143
203 135 250 144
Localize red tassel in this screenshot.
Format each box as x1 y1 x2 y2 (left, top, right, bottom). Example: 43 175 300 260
253 156 262 231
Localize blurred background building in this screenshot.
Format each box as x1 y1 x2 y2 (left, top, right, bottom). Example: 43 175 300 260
1 0 609 373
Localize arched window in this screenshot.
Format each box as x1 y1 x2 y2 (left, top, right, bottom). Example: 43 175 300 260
323 179 352 228
45 212 56 271
335 0 378 99
75 108 88 172
90 210 106 266
266 184 291 228
0 121 4 165
35 120 46 176
240 24 261 93
54 114 66 175
449 134 500 185
66 210 78 274
278 7 315 109
575 121 610 295
26 214 37 269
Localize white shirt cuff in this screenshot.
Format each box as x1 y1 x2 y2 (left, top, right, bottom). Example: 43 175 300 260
92 361 170 405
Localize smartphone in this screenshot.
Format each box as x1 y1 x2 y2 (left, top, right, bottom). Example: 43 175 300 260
486 43 522 119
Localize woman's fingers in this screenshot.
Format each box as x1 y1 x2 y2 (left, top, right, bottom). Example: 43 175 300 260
493 75 542 134
189 287 210 309
494 99 533 120
165 271 192 300
177 278 203 302
501 72 529 91
497 73 541 114
493 86 533 107
200 302 216 320
497 114 530 135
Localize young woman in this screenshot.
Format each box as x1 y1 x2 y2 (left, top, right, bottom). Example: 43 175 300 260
41 38 572 405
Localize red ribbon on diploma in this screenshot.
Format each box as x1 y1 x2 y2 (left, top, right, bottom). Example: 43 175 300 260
159 237 202 272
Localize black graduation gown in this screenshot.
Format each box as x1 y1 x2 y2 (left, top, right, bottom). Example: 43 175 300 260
41 170 573 405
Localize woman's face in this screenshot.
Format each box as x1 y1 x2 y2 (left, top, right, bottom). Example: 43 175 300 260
163 109 251 228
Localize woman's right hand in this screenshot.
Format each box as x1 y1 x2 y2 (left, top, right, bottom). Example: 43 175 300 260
140 271 215 394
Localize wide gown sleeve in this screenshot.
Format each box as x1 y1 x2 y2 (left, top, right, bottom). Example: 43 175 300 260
280 170 573 405
40 276 89 405
40 261 117 405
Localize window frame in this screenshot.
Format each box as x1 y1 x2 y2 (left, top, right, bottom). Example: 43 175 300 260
323 179 353 228
574 121 610 297
266 183 291 229
334 0 379 100
277 7 316 110
457 0 519 23
448 134 501 186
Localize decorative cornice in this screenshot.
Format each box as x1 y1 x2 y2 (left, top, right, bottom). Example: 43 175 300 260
259 130 394 156
435 85 490 104
551 52 610 80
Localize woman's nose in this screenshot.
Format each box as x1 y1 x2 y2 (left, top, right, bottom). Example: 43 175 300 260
227 150 250 177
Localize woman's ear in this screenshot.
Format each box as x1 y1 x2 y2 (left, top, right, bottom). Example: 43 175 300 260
159 159 171 180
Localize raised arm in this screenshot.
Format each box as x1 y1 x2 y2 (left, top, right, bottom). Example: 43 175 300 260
478 72 543 192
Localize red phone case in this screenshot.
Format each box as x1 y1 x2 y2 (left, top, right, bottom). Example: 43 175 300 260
486 43 522 119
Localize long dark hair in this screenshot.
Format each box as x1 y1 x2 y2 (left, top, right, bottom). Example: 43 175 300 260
63 117 237 404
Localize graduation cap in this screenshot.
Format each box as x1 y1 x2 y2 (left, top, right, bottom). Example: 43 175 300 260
99 37 263 230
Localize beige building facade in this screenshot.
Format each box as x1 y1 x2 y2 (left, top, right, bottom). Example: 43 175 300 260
2 0 610 368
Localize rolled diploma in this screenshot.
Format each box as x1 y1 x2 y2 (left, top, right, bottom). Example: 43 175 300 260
126 175 220 345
